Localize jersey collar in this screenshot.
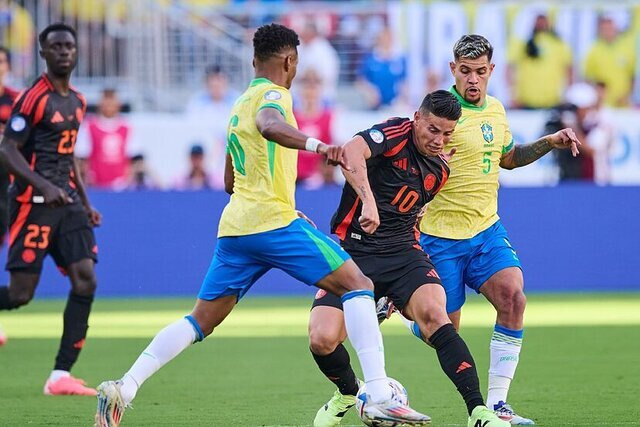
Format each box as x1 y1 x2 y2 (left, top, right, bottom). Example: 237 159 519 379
449 85 488 111
249 77 273 87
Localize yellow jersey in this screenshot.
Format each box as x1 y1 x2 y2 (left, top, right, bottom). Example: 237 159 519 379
420 86 514 240
508 32 572 108
218 77 299 237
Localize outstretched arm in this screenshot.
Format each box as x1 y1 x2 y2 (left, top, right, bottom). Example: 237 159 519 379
341 136 379 234
500 128 581 170
255 107 347 168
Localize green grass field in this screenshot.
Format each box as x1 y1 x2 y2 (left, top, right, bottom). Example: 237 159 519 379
1 293 639 426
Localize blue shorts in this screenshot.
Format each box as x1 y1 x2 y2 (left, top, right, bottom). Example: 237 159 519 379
198 218 351 301
420 220 522 313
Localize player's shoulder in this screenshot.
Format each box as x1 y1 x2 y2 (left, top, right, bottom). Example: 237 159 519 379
14 74 54 115
374 116 412 138
485 95 507 114
69 84 87 108
251 79 291 101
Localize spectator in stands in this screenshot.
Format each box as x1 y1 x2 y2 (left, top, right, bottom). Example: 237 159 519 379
356 27 407 110
186 64 237 117
173 144 215 190
296 20 340 102
0 1 35 79
76 88 135 189
125 154 161 191
583 14 636 107
507 13 572 109
293 69 336 189
0 45 18 130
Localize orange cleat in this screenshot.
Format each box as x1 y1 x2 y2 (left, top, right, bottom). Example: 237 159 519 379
44 376 97 396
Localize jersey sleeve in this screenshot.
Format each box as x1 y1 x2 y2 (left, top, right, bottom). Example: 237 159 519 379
356 117 411 158
3 88 48 145
256 86 293 120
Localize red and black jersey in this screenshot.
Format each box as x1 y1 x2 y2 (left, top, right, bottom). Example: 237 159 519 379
3 74 86 203
0 86 19 124
331 117 450 255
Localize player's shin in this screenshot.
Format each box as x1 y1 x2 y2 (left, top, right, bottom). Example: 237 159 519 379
340 290 392 403
0 286 17 309
428 323 485 415
487 325 523 410
311 343 360 396
54 292 94 372
119 316 203 404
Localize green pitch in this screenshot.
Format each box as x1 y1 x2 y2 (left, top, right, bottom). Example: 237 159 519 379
1 293 639 426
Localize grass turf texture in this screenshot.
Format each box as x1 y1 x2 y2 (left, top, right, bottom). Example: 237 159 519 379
1 293 639 426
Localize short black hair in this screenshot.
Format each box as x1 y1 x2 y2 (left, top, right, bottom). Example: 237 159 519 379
419 90 462 121
253 23 300 62
205 64 222 77
0 46 10 65
39 23 77 48
453 34 493 62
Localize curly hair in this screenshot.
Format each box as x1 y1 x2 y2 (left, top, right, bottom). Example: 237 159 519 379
419 90 462 121
39 22 77 48
253 23 300 62
453 34 493 62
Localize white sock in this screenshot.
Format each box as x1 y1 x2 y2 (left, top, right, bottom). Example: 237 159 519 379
120 317 200 404
341 290 392 403
49 370 70 382
487 325 523 409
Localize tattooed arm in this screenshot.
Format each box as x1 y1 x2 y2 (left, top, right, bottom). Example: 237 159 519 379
500 127 582 170
341 135 379 234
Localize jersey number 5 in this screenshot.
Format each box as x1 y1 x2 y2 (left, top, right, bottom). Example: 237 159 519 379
391 185 419 213
58 130 78 154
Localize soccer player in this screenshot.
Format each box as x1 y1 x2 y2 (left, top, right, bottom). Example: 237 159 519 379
0 45 19 346
94 24 429 427
404 35 580 425
0 23 100 396
309 90 509 427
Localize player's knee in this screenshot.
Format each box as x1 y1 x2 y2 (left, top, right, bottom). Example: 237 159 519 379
309 327 341 356
345 273 373 292
497 285 526 316
72 267 97 296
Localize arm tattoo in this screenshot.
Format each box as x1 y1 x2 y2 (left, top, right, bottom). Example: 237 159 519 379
512 138 552 167
359 185 368 200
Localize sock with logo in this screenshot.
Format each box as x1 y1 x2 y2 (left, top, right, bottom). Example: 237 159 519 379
429 323 484 415
54 292 94 371
487 324 523 410
311 343 360 396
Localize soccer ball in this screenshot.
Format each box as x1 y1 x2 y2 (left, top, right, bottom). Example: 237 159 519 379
355 377 409 426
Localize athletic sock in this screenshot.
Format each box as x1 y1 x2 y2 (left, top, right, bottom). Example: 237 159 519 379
341 290 392 403
311 343 360 396
49 370 71 382
429 323 484 415
0 286 16 310
54 292 94 371
487 324 523 410
119 316 202 404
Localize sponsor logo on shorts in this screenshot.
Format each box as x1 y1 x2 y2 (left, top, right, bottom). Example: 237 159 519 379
21 249 36 263
314 289 327 300
369 129 384 143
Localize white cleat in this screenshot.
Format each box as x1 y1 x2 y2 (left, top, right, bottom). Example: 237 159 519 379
363 398 431 426
95 380 127 427
494 401 535 425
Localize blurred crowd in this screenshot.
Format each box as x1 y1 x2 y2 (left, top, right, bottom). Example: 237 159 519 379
0 1 636 189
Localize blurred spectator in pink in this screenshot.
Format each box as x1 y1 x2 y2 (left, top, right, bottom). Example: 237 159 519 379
76 88 136 189
356 27 407 110
125 154 161 191
296 20 340 103
186 64 238 118
173 144 215 190
294 69 336 189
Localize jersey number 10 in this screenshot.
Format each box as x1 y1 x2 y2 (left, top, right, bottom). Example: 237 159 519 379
391 185 419 213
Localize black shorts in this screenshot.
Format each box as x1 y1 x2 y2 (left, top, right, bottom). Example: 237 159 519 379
6 201 97 274
311 247 442 311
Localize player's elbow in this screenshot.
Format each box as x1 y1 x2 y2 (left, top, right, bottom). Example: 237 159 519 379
224 180 234 195
500 160 515 170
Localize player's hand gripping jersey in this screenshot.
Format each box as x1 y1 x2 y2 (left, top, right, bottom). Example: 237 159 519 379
218 78 299 237
420 87 514 239
331 117 449 254
4 74 86 204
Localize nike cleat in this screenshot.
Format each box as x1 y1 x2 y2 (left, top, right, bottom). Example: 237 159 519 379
44 375 97 396
376 297 396 324
95 380 128 427
313 389 357 426
363 398 431 426
493 401 535 425
468 405 510 427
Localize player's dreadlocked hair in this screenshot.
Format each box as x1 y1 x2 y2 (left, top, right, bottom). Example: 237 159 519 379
453 34 493 62
419 90 462 121
253 23 300 62
39 22 77 47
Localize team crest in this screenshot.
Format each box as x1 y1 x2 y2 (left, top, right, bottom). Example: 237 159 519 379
424 174 436 191
264 90 282 101
369 129 384 144
481 122 493 143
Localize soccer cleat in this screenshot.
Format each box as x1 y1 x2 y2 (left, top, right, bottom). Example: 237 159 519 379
493 401 535 425
468 405 510 427
44 375 97 396
363 398 431 426
375 297 396 324
0 325 7 346
313 389 357 427
95 380 128 427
